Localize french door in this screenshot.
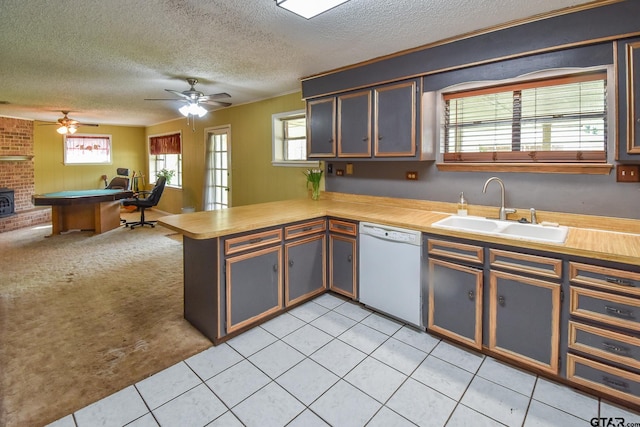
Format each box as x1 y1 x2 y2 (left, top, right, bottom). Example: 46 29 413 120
204 126 231 210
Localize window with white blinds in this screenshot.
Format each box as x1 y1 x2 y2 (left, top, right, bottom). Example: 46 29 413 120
442 71 607 163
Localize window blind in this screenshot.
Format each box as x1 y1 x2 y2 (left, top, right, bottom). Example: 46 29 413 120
442 72 607 162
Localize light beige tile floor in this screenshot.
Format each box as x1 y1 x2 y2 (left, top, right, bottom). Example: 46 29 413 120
48 293 640 427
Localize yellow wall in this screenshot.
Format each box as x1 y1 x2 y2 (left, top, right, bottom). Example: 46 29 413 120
146 91 314 213
34 123 147 194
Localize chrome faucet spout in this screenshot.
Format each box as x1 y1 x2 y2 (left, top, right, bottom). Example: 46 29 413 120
482 177 516 220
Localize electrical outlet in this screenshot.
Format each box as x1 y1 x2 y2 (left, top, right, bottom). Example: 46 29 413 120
617 165 640 182
336 169 344 176
406 171 418 180
346 163 353 175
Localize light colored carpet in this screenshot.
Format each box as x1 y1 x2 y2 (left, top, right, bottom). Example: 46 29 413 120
0 211 212 426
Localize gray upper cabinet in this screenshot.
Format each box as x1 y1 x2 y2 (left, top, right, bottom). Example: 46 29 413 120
307 97 336 158
337 90 371 157
618 37 640 160
308 78 431 161
374 80 417 157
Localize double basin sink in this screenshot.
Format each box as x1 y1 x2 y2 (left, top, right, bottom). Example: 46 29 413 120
431 215 569 244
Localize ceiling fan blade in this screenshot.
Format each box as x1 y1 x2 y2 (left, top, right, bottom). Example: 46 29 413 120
144 98 186 101
165 89 191 99
200 100 232 107
201 92 231 100
78 123 99 127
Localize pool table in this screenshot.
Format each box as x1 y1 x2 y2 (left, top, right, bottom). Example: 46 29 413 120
32 189 134 235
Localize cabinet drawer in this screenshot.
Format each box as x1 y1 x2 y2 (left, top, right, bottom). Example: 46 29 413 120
284 219 326 240
489 249 561 280
428 239 483 264
570 287 640 332
567 353 640 406
224 228 283 255
569 321 640 370
329 219 357 236
570 262 640 297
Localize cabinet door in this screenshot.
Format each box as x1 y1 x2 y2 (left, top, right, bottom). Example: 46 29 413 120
374 80 417 157
338 91 371 157
428 258 483 349
617 37 640 159
489 270 561 374
285 235 326 306
226 246 282 333
329 234 357 299
307 97 336 158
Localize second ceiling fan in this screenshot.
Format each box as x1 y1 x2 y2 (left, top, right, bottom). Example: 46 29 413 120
145 78 232 118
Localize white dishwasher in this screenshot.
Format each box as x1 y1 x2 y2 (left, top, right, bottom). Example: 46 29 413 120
359 222 422 328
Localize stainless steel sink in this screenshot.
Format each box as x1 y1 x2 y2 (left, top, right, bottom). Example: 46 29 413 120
431 215 568 244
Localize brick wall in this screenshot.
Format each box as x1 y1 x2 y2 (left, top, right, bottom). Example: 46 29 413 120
0 116 50 232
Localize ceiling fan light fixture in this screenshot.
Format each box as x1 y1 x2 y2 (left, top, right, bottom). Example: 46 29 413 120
56 126 68 135
276 0 349 19
179 103 207 118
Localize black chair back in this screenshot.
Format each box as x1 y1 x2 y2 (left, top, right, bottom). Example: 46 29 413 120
146 176 166 205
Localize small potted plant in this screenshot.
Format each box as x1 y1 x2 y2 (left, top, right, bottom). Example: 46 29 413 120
156 168 175 185
303 169 323 200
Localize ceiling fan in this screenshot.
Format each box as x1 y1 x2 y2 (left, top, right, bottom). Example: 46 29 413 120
41 111 99 135
145 78 232 117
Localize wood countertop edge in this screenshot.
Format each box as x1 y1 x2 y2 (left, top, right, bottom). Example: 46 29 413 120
157 197 640 266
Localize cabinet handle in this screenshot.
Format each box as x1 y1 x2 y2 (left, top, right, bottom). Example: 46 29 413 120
362 137 369 141
498 295 506 307
602 376 629 390
468 291 474 300
273 264 278 272
302 226 313 232
378 136 383 140
604 305 634 318
289 259 294 267
249 237 263 244
347 254 352 262
605 277 634 287
602 342 630 355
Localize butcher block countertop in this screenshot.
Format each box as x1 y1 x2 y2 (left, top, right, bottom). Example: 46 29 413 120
158 192 640 266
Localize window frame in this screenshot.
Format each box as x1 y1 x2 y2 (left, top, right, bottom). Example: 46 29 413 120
148 131 183 188
433 66 615 174
271 109 319 168
63 134 112 165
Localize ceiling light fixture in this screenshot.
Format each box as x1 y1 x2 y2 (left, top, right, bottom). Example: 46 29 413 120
275 0 350 19
56 124 77 135
179 102 208 118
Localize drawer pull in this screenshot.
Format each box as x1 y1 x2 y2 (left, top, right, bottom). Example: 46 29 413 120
302 226 313 232
605 277 635 287
605 306 634 318
249 237 263 244
336 225 350 231
602 376 630 390
602 342 630 355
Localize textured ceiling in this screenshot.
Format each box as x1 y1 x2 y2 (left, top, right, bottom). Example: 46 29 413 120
0 0 595 126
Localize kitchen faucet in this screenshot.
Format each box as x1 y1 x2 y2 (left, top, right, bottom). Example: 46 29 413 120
482 177 517 220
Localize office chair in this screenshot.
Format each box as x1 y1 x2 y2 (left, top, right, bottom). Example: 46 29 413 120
105 168 130 190
122 176 166 229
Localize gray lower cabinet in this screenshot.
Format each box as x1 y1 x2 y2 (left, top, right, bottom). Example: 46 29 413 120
488 249 562 375
567 261 640 406
223 227 284 334
488 270 561 375
427 239 484 350
284 219 327 307
328 219 358 299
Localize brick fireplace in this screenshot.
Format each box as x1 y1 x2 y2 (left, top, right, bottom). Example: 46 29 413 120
0 117 50 232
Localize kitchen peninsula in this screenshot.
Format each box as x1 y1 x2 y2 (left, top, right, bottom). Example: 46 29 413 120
159 192 640 409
